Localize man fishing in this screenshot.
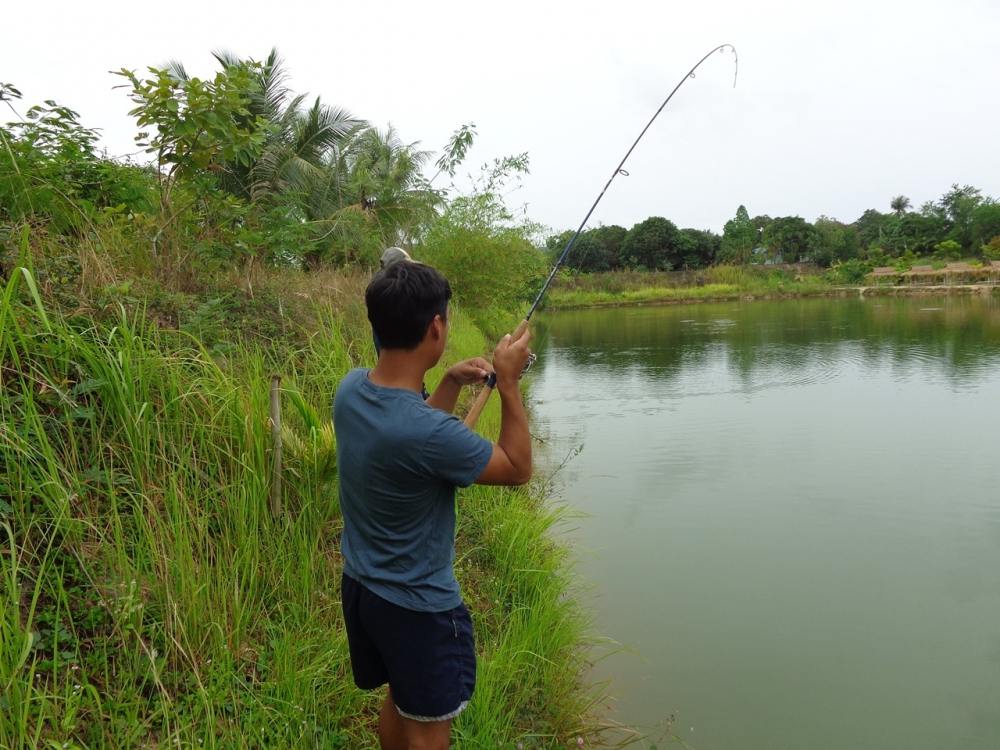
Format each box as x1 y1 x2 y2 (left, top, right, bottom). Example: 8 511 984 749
334 260 533 749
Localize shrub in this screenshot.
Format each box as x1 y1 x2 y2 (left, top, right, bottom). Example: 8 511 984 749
826 258 873 284
894 250 917 272
933 239 962 261
982 236 1000 261
417 183 547 334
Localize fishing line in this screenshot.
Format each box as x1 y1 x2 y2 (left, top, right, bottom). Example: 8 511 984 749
525 43 738 322
465 43 739 428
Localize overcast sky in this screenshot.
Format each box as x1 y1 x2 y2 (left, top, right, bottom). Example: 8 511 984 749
4 0 999 233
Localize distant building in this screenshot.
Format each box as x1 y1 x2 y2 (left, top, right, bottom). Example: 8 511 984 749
751 246 783 265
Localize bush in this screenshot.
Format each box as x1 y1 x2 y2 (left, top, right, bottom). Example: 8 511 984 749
419 194 546 335
826 258 873 284
982 236 1000 261
894 250 917 272
865 245 890 266
933 239 962 261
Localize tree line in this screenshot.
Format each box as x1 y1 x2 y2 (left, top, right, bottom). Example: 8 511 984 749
5 49 999 291
546 187 1000 273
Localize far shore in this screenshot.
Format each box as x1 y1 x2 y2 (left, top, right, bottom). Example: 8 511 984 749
545 282 1000 311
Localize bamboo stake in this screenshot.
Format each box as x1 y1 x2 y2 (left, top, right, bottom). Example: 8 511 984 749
269 375 283 518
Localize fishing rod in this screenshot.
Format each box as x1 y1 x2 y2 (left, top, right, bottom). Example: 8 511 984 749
464 43 739 429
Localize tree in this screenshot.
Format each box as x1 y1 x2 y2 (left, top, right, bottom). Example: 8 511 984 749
890 195 911 217
589 224 628 269
420 156 546 318
719 205 756 265
895 212 947 255
545 229 613 272
812 217 859 267
205 49 362 204
115 62 272 259
853 209 894 254
117 63 269 203
971 203 1000 252
343 125 441 246
620 217 680 270
751 214 773 234
760 216 817 263
676 228 720 269
937 183 983 251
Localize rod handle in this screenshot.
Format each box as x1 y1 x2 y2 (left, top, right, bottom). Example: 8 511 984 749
463 319 530 429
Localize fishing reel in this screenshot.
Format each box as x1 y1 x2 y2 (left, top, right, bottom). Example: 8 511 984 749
522 352 538 375
484 352 537 389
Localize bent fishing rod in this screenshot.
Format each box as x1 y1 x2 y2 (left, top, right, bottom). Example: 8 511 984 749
464 43 739 429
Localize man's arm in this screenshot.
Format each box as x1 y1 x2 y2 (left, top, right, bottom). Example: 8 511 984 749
475 331 533 486
426 358 491 413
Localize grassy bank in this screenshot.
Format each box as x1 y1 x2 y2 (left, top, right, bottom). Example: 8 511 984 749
545 266 1000 310
1 265 603 748
544 266 842 309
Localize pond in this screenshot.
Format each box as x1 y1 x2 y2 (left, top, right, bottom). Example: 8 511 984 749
531 296 1000 750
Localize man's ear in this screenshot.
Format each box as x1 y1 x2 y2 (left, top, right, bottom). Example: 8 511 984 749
426 314 445 343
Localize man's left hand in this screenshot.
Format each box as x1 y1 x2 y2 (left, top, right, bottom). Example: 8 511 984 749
446 358 493 386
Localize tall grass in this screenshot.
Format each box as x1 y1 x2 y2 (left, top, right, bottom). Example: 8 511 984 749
1 268 600 748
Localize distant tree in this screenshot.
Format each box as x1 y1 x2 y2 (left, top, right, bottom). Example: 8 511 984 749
937 183 983 251
751 214 773 233
620 217 680 270
676 228 720 268
589 224 628 268
895 211 947 255
890 195 911 217
970 203 1000 252
761 216 817 263
812 217 859 267
853 209 894 253
545 229 613 272
719 205 756 264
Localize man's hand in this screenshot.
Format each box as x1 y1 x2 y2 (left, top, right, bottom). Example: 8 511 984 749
427 357 492 414
445 357 493 386
474 327 533 486
492 328 533 387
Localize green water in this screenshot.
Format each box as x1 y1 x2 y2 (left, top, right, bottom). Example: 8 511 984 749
531 296 1000 750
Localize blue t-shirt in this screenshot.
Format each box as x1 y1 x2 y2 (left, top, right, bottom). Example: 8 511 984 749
333 368 493 612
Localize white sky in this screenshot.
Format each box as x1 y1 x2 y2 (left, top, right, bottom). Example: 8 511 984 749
4 0 999 233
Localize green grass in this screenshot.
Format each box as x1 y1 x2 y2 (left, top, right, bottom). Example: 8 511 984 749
0 268 602 748
546 266 839 309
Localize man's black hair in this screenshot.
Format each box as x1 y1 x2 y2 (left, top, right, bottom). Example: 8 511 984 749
366 262 452 350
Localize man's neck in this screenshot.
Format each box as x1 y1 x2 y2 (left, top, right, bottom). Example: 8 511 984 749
369 349 429 393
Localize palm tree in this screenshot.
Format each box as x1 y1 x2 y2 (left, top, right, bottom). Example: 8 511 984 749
890 195 911 217
294 126 443 267
343 125 442 245
210 49 363 204
165 50 440 268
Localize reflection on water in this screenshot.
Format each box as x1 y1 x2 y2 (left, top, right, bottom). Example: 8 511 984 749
532 297 1000 750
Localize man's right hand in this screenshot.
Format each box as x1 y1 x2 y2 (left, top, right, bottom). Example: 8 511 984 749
475 326 533 486
492 328 533 387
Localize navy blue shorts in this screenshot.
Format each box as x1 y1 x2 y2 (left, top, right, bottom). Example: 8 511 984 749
341 573 476 721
